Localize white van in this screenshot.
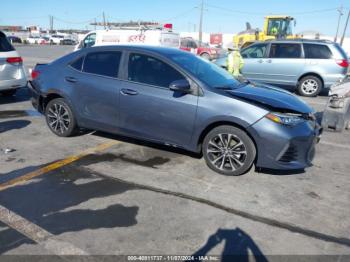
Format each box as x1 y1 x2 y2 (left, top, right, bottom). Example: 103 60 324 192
75 28 180 51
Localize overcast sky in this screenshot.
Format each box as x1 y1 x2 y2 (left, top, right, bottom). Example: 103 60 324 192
0 0 349 37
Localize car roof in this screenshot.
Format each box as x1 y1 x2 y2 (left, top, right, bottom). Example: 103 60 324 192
254 39 334 45
85 45 187 56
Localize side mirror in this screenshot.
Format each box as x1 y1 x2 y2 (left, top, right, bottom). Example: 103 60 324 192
169 79 191 93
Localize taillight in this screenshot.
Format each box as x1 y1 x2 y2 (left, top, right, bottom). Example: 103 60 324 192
6 57 23 64
336 59 349 68
31 70 40 80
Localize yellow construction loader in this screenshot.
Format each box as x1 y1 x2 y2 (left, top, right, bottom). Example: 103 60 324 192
233 15 297 48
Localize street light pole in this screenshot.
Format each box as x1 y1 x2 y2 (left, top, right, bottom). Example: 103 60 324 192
334 5 343 43
340 10 350 46
103 12 106 29
199 0 204 43
49 15 54 33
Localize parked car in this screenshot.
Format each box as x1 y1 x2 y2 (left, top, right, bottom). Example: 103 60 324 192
214 39 349 96
49 35 65 45
39 36 50 45
30 46 321 176
7 36 22 44
180 37 219 60
27 35 41 44
60 39 77 45
0 31 27 96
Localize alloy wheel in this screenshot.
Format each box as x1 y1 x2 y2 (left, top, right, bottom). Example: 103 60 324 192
47 103 71 134
206 133 247 171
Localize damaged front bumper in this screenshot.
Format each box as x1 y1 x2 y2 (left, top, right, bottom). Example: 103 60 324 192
248 116 322 170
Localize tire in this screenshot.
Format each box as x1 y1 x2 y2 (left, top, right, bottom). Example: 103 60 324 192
297 75 322 97
202 125 256 176
45 98 78 137
200 53 211 60
0 89 17 96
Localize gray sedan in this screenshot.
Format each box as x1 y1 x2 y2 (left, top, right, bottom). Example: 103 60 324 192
30 45 321 176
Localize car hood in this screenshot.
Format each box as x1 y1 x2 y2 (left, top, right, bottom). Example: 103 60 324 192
227 83 313 114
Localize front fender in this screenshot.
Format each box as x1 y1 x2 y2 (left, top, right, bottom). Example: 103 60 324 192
186 90 268 153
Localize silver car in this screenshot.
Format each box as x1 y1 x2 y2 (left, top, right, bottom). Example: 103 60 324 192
215 39 349 97
0 31 27 96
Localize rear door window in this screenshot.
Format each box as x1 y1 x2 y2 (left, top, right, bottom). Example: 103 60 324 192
83 51 121 78
269 43 302 58
128 53 185 88
0 33 15 52
70 57 84 71
303 44 332 59
241 43 268 58
189 40 197 49
181 39 188 47
334 43 348 59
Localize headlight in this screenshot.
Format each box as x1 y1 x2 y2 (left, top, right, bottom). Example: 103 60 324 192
265 112 306 126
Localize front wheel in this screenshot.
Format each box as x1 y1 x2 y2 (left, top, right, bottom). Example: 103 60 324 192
202 126 256 176
297 76 322 97
45 98 78 137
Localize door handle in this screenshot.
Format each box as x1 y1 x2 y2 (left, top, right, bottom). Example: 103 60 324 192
120 88 138 96
266 59 272 63
257 59 263 63
65 76 77 83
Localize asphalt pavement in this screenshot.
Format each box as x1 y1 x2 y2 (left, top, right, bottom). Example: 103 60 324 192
0 45 349 260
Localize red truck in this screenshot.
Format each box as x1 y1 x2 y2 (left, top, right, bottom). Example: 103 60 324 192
180 37 220 60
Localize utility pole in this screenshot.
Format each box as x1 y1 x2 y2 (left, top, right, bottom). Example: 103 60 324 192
94 18 97 30
334 5 343 43
198 0 204 43
340 10 350 46
103 12 106 29
49 15 54 33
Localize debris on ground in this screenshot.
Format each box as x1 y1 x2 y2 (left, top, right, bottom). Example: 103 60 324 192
322 79 350 131
2 148 16 154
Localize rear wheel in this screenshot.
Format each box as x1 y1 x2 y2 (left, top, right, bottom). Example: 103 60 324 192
297 75 322 97
0 89 17 96
45 98 78 137
202 125 256 176
200 53 211 60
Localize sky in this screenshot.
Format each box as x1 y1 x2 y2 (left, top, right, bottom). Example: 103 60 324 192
0 0 349 37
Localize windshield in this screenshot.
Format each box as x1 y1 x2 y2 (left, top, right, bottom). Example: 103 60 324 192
268 18 293 36
169 53 239 88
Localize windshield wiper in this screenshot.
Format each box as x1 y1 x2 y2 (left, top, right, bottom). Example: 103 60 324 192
214 78 255 90
214 85 234 90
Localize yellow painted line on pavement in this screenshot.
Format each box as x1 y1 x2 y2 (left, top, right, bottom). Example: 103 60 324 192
0 140 119 192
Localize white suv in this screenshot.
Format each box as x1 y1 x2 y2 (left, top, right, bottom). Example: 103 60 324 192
0 31 27 96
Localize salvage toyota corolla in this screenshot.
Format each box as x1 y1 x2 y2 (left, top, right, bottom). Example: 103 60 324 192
30 45 322 176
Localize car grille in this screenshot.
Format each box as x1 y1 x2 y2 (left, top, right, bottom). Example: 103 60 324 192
279 144 298 163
